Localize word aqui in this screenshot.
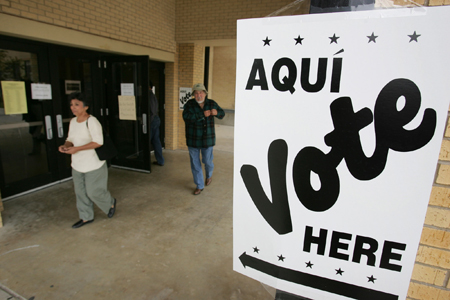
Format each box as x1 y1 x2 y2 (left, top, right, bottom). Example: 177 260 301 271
245 57 343 94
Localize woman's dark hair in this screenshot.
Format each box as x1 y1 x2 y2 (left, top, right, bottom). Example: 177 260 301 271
68 92 91 108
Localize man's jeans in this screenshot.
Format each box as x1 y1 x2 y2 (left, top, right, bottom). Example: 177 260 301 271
188 146 214 189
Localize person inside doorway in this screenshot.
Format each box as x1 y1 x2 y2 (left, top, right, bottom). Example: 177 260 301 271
58 92 117 228
149 81 164 166
182 83 225 195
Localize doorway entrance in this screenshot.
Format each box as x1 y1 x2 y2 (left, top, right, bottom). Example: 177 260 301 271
0 36 165 199
104 56 151 172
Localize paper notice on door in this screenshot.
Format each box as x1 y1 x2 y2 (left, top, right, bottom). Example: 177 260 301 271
121 83 134 96
1 81 28 115
118 95 136 120
31 83 52 100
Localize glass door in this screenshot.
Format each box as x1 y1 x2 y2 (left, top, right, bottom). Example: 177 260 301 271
0 40 59 198
49 46 104 180
104 56 151 173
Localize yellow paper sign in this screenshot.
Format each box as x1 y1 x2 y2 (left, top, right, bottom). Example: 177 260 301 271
118 95 136 120
1 81 28 115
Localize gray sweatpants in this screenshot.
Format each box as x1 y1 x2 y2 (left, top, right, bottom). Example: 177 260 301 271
72 163 114 221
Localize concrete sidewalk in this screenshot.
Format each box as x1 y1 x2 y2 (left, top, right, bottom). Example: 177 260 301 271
0 141 276 299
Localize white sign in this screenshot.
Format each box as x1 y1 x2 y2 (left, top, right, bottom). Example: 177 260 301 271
31 83 52 100
121 83 134 96
233 7 450 300
179 87 192 110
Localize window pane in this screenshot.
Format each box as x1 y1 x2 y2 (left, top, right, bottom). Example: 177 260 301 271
0 49 49 184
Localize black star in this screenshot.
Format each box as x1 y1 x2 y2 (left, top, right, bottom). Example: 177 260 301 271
408 31 421 43
294 35 304 45
367 32 378 43
253 247 260 254
329 34 340 44
305 261 313 268
367 275 377 283
335 268 344 275
263 36 272 46
278 254 285 262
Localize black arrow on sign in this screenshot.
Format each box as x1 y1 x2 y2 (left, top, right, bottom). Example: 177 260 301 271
239 252 398 300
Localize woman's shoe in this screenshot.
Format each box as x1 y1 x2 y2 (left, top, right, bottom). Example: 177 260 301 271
72 219 94 228
108 198 116 218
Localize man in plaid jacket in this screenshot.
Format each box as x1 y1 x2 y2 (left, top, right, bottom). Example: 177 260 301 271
183 83 225 195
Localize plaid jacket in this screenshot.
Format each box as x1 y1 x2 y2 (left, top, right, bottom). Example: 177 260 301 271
183 98 225 148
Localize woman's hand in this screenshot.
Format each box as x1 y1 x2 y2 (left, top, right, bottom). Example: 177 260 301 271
63 147 78 155
59 142 74 154
59 142 99 154
58 145 67 153
59 145 78 154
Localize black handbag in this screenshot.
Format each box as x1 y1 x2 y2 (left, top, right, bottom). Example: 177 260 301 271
95 134 118 161
86 118 118 161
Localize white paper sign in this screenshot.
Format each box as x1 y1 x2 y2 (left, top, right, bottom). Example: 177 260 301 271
179 87 192 110
31 83 52 100
121 83 134 96
233 7 450 300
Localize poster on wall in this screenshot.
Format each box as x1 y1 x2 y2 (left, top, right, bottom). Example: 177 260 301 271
179 87 192 110
233 6 450 300
1 81 28 114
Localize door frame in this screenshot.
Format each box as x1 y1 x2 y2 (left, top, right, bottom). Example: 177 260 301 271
149 61 166 149
103 55 151 173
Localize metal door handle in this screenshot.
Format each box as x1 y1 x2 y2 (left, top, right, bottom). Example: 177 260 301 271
45 115 53 140
56 114 63 138
142 113 147 134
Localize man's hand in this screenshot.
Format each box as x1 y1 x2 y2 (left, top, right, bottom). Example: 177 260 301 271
204 110 211 117
211 109 218 116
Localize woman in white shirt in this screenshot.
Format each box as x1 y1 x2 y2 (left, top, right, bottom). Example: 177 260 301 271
59 92 116 228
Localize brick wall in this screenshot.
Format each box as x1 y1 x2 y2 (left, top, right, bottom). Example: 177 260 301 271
0 0 176 53
211 46 236 110
175 43 204 150
429 0 450 5
406 116 450 300
175 0 297 41
164 56 178 150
